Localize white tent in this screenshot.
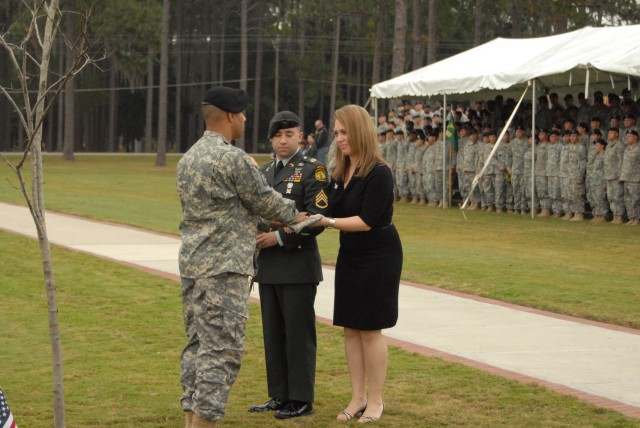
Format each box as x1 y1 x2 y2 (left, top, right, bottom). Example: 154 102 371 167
370 25 640 213
370 25 640 101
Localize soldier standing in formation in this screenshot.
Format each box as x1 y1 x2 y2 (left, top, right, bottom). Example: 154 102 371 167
620 129 640 225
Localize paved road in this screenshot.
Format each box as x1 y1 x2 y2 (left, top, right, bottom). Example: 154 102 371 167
1 201 638 418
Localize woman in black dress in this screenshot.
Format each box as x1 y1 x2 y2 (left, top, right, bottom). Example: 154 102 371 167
315 104 403 423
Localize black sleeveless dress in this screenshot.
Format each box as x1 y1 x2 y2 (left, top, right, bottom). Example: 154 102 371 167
330 163 403 330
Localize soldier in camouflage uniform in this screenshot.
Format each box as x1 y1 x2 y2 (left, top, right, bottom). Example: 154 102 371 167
590 138 609 222
405 130 419 203
384 129 398 199
434 128 456 207
604 127 627 224
620 129 640 225
561 129 588 221
423 130 438 206
413 129 428 204
522 135 536 214
546 130 563 217
478 131 498 211
494 131 511 212
535 130 550 216
395 130 411 202
585 129 602 211
459 127 481 209
510 126 528 214
177 87 305 428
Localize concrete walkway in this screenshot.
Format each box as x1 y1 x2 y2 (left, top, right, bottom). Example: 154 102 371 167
1 201 639 418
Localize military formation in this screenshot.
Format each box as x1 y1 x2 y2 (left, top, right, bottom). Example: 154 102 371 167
377 89 640 225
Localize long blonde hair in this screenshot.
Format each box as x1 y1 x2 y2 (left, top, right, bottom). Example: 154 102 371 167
331 104 386 182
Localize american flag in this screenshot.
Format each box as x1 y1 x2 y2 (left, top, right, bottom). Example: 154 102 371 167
0 387 16 428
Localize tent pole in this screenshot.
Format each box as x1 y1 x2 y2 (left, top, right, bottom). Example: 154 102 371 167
585 68 590 101
442 93 447 208
531 80 536 219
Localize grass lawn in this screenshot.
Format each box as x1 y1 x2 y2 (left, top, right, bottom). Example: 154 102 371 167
0 155 640 328
1 154 639 329
1 231 638 427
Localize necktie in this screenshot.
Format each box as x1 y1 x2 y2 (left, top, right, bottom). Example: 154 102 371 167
274 160 284 177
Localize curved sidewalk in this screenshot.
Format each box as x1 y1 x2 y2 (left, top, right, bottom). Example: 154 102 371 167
1 201 639 418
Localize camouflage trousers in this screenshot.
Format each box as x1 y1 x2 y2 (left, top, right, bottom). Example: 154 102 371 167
607 179 626 216
547 176 562 213
481 175 495 207
180 273 251 421
624 181 640 219
561 178 585 214
396 169 410 197
494 173 509 209
434 170 450 203
523 175 537 211
535 176 550 209
461 171 481 203
424 172 437 202
408 171 418 199
590 182 609 216
512 173 526 211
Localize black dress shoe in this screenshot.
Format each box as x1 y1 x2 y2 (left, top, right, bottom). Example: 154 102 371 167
275 401 313 419
248 398 286 413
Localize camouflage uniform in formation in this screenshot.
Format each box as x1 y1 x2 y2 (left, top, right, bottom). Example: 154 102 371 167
534 138 549 212
620 140 640 222
177 130 298 421
590 150 608 217
546 135 563 215
604 137 626 218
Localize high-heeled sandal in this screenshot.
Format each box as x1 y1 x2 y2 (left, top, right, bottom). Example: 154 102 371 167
337 404 367 421
357 402 384 423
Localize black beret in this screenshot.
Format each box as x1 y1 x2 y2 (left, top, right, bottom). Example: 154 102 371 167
415 129 426 140
590 116 602 122
609 127 620 133
202 86 249 113
569 128 579 134
594 138 608 146
626 129 639 137
550 130 560 136
624 114 636 120
378 130 387 136
515 125 525 131
590 129 602 136
610 115 621 120
268 111 302 139
578 122 588 129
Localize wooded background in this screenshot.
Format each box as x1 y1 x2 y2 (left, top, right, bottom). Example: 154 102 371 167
1 0 639 159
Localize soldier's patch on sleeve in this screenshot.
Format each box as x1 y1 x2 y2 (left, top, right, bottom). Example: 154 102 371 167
314 165 327 182
315 189 329 209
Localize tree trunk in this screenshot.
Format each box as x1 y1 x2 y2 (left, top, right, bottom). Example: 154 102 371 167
145 48 155 152
427 0 437 65
174 2 182 154
62 8 76 161
251 12 264 153
237 0 248 150
31 1 66 425
297 20 305 127
391 0 407 77
474 0 484 46
156 0 170 166
329 16 341 132
371 4 384 85
412 0 424 70
511 0 522 38
108 63 117 152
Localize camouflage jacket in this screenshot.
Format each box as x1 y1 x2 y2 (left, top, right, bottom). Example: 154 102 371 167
177 131 298 278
